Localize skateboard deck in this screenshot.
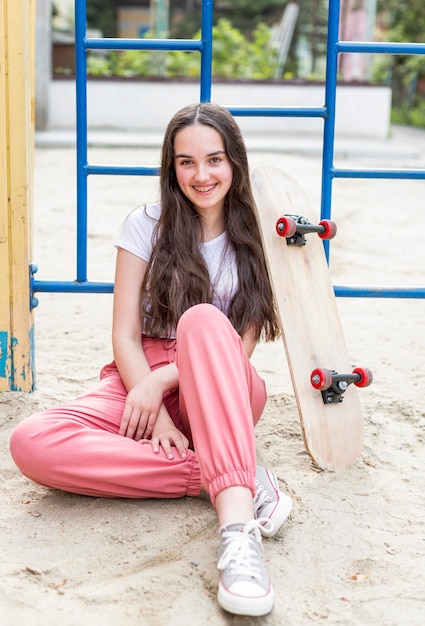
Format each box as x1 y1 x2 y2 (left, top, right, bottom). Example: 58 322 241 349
251 165 366 469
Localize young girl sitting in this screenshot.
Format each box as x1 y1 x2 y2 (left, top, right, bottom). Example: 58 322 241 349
10 102 292 617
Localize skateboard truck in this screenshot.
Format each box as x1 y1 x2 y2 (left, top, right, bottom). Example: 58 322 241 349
311 367 373 404
276 215 337 246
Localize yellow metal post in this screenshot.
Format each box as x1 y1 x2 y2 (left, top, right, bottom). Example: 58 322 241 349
0 0 35 391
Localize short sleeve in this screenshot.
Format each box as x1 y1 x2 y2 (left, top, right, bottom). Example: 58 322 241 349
115 203 160 261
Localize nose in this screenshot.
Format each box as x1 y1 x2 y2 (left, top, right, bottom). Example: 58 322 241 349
194 163 209 182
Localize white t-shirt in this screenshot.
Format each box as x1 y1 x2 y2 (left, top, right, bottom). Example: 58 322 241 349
115 203 238 319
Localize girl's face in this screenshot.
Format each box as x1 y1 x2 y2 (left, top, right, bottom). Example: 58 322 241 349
173 124 233 218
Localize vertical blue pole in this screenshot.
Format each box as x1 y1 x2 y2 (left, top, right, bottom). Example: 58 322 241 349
321 0 340 261
74 0 88 282
200 0 213 102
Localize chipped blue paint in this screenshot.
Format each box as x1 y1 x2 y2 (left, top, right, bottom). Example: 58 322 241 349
29 324 36 390
9 336 18 391
0 330 8 379
0 329 36 392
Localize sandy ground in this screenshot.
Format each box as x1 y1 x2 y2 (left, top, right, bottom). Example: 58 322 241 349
1 126 425 625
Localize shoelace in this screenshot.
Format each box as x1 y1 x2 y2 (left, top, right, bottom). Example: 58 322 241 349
253 483 272 516
217 519 270 581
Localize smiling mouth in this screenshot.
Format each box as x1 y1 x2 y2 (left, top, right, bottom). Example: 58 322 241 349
193 184 216 193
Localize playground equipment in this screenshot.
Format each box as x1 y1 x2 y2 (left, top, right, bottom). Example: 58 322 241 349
1 0 424 392
0 0 35 392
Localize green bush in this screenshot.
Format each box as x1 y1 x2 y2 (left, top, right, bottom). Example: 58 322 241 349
86 19 279 80
391 100 425 128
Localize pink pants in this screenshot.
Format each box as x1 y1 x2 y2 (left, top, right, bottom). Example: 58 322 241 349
10 304 267 505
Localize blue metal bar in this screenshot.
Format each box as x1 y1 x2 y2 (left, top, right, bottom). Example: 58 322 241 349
31 280 425 299
335 286 425 298
200 0 213 101
320 0 341 261
74 0 88 283
86 38 202 52
337 41 425 55
228 106 327 118
86 165 160 177
32 280 113 294
333 168 425 180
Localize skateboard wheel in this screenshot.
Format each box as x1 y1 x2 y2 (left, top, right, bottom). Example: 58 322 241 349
311 368 333 390
352 367 373 387
318 219 337 240
276 216 297 238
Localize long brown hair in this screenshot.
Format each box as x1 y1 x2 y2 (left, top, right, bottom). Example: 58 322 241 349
141 102 280 341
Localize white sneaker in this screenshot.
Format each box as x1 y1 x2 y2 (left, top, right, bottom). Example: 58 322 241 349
254 467 293 537
217 519 274 616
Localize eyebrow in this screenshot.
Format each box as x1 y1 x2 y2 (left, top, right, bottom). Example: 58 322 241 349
174 150 226 159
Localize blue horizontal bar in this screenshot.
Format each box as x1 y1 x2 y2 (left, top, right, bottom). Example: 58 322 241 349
333 168 425 180
86 37 202 52
32 280 424 299
86 165 160 176
335 286 425 298
32 280 114 294
228 106 327 118
337 41 425 55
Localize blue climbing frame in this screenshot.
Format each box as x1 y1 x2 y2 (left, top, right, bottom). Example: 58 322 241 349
30 0 425 304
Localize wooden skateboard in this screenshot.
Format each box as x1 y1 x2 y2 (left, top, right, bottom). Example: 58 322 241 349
251 166 372 469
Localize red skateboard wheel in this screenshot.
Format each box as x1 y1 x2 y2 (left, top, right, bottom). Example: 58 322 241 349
311 367 333 390
352 367 373 387
318 219 337 240
276 216 297 238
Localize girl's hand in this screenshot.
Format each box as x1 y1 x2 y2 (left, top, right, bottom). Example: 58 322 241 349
142 412 189 460
119 371 164 441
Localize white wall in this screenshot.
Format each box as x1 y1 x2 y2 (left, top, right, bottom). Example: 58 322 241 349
48 79 392 139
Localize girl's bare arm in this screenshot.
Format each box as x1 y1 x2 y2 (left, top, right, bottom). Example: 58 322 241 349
112 248 179 441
